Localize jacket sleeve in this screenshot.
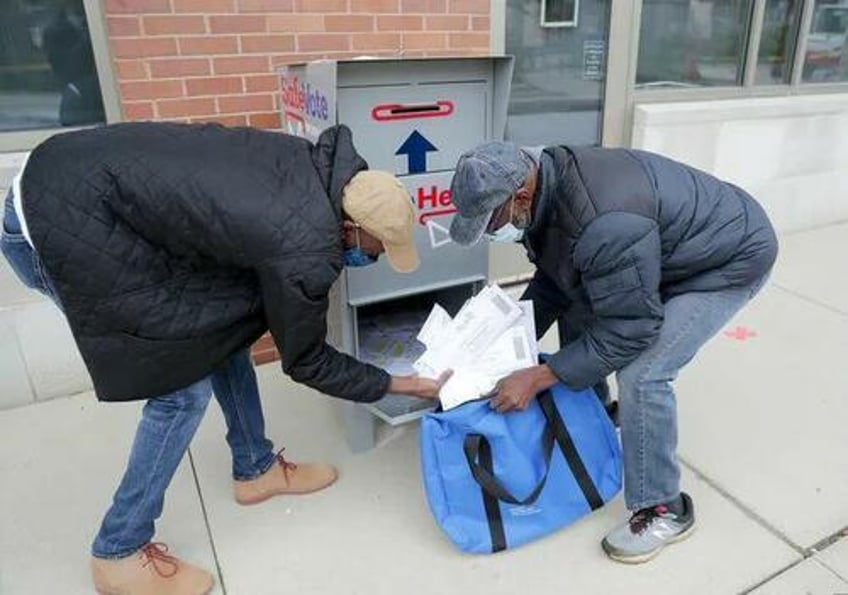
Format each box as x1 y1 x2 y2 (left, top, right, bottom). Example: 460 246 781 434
546 212 664 389
257 255 390 403
520 269 569 340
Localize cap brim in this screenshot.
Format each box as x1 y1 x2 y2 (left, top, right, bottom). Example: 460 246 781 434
384 241 420 273
449 211 493 247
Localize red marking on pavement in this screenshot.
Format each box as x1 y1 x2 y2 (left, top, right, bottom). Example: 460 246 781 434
723 326 758 341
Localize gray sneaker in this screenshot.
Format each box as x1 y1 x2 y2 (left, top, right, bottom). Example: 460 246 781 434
602 493 696 564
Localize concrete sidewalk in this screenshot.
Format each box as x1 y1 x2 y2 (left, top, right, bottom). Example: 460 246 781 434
1 223 847 595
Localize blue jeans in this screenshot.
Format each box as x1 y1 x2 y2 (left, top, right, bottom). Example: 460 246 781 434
616 277 768 510
1 190 277 559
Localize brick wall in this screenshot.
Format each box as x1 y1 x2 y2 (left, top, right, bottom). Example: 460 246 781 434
104 0 491 365
105 0 492 128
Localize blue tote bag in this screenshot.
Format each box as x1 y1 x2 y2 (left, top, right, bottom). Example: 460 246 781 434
420 383 622 554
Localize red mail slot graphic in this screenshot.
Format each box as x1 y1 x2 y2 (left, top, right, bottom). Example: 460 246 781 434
372 101 455 122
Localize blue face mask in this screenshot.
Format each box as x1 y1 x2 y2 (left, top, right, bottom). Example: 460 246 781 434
343 223 379 267
485 197 528 244
343 247 378 268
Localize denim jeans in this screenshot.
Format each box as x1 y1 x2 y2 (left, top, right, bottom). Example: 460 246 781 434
616 277 768 510
1 190 277 559
523 265 768 511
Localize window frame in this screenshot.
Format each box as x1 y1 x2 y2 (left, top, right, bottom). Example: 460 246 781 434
632 0 848 103
468 0 848 148
540 0 581 28
0 0 122 153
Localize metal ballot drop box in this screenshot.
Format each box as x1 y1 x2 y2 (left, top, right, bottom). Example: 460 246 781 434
278 57 514 451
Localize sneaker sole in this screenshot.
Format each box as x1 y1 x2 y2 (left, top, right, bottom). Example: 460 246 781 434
603 522 697 565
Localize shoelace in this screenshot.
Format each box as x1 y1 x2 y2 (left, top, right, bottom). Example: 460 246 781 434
628 504 670 535
139 542 179 578
275 447 298 480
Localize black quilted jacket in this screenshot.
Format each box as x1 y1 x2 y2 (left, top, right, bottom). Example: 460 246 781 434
22 122 391 403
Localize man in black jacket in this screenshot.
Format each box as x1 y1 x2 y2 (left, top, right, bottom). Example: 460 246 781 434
449 141 777 564
1 122 447 594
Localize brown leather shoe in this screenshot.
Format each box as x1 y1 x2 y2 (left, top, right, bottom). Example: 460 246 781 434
234 448 338 506
91 542 214 595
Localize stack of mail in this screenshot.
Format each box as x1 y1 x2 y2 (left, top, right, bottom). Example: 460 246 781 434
414 285 538 410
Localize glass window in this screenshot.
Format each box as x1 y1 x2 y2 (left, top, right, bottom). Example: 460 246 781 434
506 0 611 146
637 0 754 88
802 0 848 83
0 0 106 133
541 0 579 27
756 0 802 84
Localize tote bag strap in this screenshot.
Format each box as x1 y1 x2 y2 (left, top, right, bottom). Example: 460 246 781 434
463 424 556 507
537 390 604 511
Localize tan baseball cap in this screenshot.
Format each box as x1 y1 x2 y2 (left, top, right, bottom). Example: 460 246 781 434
342 170 420 273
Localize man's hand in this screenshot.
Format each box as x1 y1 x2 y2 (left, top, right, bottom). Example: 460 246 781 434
491 364 558 413
389 370 453 400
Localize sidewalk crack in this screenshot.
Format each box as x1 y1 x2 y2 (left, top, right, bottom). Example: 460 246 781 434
188 448 227 594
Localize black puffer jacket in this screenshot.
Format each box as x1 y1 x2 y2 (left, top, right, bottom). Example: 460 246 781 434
523 146 778 390
22 122 390 402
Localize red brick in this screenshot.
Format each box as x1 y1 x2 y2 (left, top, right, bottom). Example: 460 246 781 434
377 15 422 30
115 60 148 80
192 114 249 126
112 37 177 59
448 32 488 48
471 15 489 30
267 14 323 32
401 0 446 12
272 52 325 66
213 55 271 74
121 79 184 101
253 334 276 350
249 112 282 129
210 15 267 33
426 48 473 57
144 15 206 35
186 76 244 96
425 15 468 30
240 35 295 53
402 32 447 49
245 74 279 92
324 15 373 32
173 0 235 12
252 349 280 365
157 97 217 117
150 57 211 77
297 34 350 52
238 0 293 11
295 0 346 11
108 16 141 37
352 33 401 50
124 101 155 120
218 94 274 113
351 0 399 12
448 0 488 13
106 0 171 14
179 36 239 55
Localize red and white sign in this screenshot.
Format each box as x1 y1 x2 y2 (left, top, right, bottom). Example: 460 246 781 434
414 184 456 226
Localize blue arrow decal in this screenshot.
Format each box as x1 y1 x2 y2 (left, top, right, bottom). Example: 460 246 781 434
395 130 438 175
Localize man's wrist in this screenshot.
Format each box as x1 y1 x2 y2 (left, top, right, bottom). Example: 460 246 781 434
389 375 420 396
532 364 559 392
